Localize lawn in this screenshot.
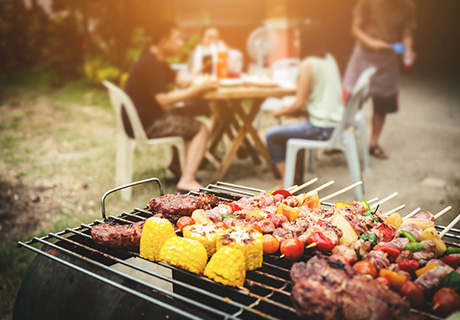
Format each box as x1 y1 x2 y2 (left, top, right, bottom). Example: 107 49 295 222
0 76 180 319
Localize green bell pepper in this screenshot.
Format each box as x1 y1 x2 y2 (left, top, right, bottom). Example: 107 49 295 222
360 200 371 211
441 271 460 296
399 230 417 243
363 211 379 222
405 242 427 252
359 231 378 248
446 247 460 255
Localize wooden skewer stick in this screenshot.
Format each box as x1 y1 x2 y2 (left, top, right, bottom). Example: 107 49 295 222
290 177 319 194
383 204 406 216
402 207 421 220
439 213 460 238
305 242 317 249
286 185 298 192
370 192 398 210
311 180 335 194
434 206 452 220
366 197 379 205
319 181 363 202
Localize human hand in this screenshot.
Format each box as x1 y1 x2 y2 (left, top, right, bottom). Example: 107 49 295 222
271 109 283 118
194 79 219 93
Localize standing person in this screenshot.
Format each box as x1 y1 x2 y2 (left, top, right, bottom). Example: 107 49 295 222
266 20 344 187
343 0 416 159
123 21 218 192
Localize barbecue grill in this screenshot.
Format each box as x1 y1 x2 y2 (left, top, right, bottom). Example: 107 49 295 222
14 178 460 320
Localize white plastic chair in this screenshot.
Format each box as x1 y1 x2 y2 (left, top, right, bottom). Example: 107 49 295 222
283 68 376 200
254 58 300 129
103 81 185 201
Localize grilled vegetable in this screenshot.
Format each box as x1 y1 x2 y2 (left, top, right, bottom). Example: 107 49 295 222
262 234 280 254
440 255 460 269
400 218 435 230
276 204 300 222
375 276 391 289
441 271 460 296
400 281 424 309
420 227 446 256
399 230 417 243
384 212 403 229
335 201 352 209
415 262 437 277
307 232 334 253
360 200 370 211
398 260 419 274
245 223 262 233
363 211 379 222
140 217 176 261
183 223 220 257
330 212 358 244
432 287 460 318
379 268 407 291
272 189 292 198
203 247 246 287
191 209 211 224
446 247 460 255
374 245 400 262
159 236 208 275
216 226 263 271
405 242 427 253
176 216 195 232
376 223 395 242
302 190 321 210
280 237 304 260
359 232 378 248
353 261 377 278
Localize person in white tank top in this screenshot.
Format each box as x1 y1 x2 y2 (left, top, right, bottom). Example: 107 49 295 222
266 20 344 187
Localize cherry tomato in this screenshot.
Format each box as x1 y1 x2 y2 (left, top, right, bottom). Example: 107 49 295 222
214 221 228 229
280 238 304 260
271 189 292 198
225 202 241 213
263 234 280 254
330 254 352 265
399 281 424 309
176 216 195 232
375 276 391 289
432 287 460 318
353 261 377 278
245 223 262 233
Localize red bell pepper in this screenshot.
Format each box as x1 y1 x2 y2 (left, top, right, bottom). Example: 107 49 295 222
316 219 328 226
377 223 395 242
398 259 420 274
373 245 400 262
267 214 281 228
307 232 335 253
440 255 460 269
271 189 292 198
225 202 241 213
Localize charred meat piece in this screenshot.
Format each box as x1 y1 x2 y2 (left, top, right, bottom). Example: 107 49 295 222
413 240 437 266
291 256 410 320
362 250 390 272
395 250 414 263
91 220 145 249
149 193 219 223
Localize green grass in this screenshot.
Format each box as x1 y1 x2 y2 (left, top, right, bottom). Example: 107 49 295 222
0 75 176 319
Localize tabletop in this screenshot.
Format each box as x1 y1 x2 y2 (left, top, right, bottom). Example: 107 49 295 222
202 85 296 100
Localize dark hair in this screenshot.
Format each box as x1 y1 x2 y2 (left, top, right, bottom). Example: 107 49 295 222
297 19 326 59
200 25 219 38
146 21 179 45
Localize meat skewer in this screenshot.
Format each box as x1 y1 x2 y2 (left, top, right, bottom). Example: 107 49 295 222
319 181 362 202
382 204 406 216
290 177 319 194
402 207 421 220
370 192 398 210
434 206 452 220
439 213 460 238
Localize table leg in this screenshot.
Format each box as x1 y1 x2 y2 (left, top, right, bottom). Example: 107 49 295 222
232 100 280 179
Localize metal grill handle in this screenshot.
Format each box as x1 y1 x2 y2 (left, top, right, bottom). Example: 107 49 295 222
100 177 163 219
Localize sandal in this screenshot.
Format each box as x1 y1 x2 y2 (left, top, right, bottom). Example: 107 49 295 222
369 145 388 159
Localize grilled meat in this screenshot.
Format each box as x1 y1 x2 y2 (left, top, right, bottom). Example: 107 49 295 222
362 250 390 272
291 256 410 320
395 250 414 263
379 237 410 251
91 220 145 249
415 264 453 295
149 193 219 223
413 211 435 221
397 224 423 241
413 240 437 266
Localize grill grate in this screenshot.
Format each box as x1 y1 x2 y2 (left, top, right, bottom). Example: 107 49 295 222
17 179 460 320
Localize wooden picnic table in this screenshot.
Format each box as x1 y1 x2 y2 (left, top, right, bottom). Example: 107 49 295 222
202 84 296 181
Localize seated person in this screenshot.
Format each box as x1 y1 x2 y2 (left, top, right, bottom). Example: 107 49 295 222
266 20 344 187
123 21 217 192
189 26 227 76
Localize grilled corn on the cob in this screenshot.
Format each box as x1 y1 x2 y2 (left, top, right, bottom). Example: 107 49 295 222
139 217 176 261
159 236 208 275
216 226 263 271
183 223 219 257
204 247 246 287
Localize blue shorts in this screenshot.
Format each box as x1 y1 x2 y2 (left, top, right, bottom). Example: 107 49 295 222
266 122 334 163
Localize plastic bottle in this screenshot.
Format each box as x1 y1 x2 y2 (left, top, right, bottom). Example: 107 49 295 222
216 43 228 79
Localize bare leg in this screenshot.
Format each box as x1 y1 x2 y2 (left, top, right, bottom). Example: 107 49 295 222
370 111 388 158
177 124 209 191
273 162 285 189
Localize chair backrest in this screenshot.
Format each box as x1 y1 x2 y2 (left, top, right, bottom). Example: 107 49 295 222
103 81 148 143
328 67 376 145
271 58 300 85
